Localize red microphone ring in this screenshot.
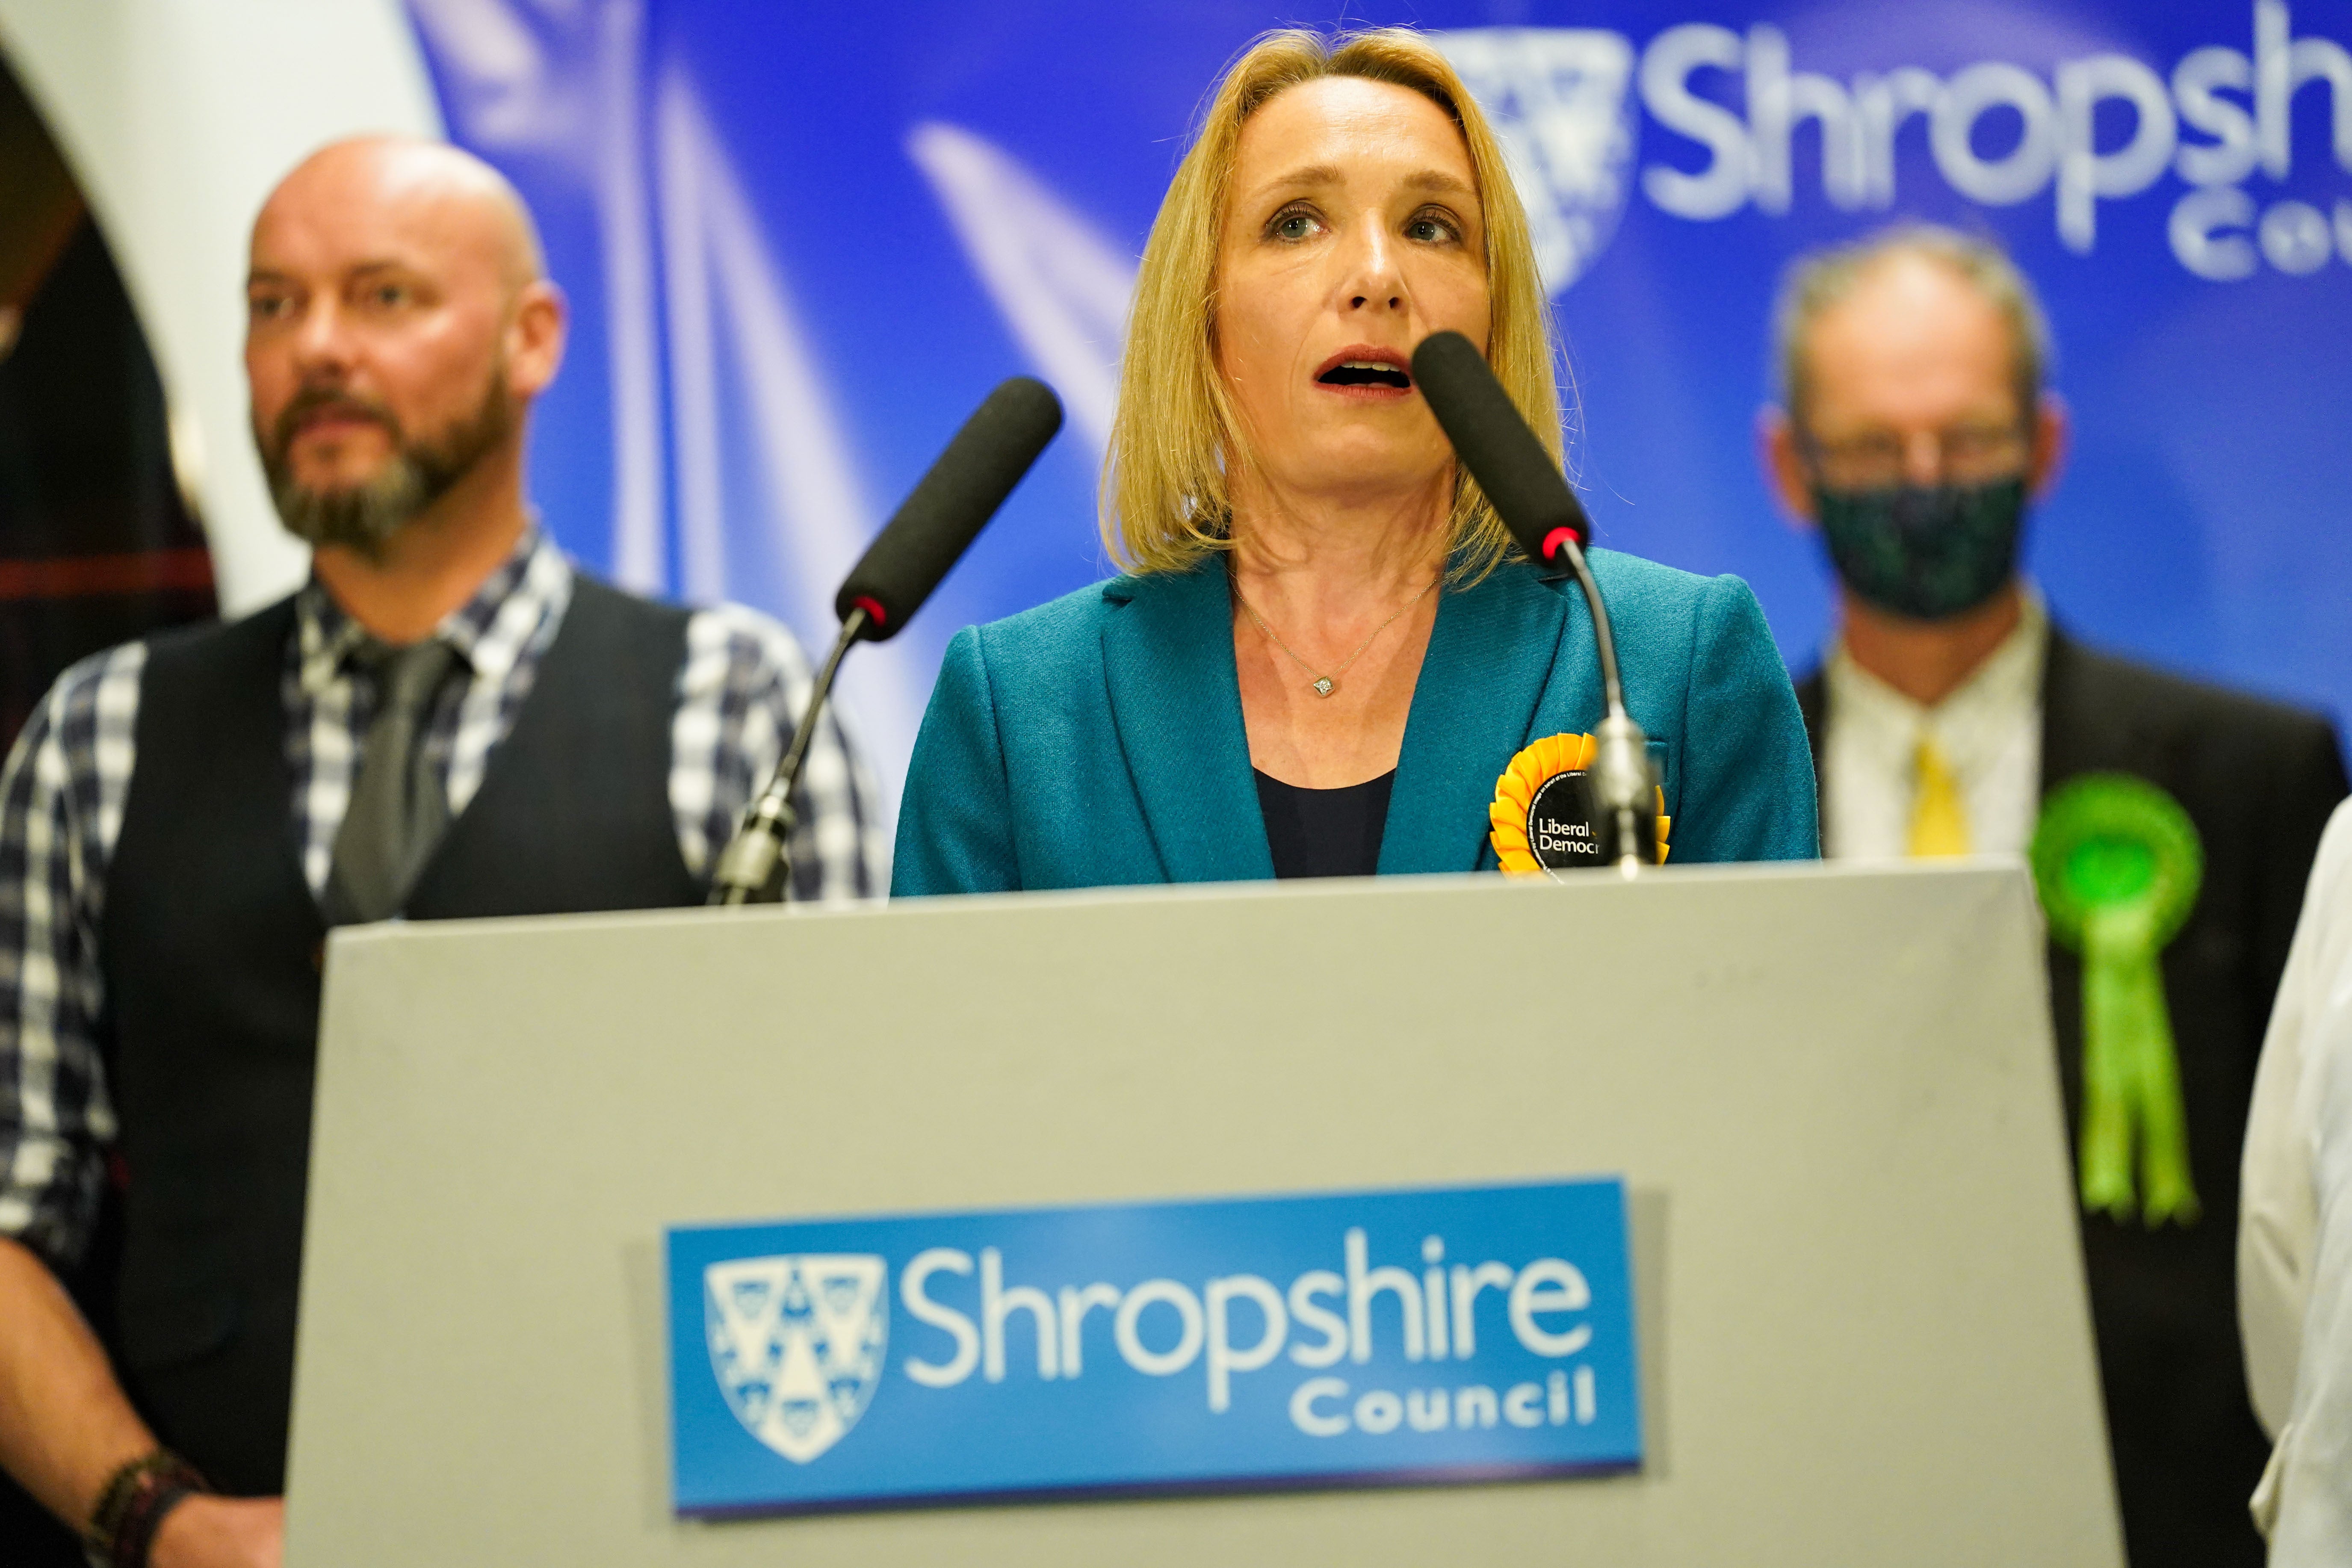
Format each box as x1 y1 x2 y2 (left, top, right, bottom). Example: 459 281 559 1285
851 595 889 627
1539 526 1581 563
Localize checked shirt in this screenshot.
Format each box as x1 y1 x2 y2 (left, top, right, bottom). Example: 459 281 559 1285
0 527 886 1269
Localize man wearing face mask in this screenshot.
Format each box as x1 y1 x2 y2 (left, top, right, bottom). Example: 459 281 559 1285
1764 224 2346 1568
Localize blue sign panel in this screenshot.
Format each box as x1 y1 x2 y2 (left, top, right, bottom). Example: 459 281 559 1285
409 0 2352 833
664 1178 1641 1515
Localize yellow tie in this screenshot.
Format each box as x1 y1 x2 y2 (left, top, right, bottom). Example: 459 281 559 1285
1909 736 1971 858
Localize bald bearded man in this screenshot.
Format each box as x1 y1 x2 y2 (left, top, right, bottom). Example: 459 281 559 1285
0 139 882 1567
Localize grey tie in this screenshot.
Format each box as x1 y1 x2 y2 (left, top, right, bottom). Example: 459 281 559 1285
328 637 461 924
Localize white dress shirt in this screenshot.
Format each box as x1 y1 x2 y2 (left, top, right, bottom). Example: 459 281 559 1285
1821 590 2048 861
2238 799 2352 1554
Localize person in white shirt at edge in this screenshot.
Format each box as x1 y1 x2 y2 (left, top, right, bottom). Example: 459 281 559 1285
2241 799 2352 1558
1764 223 2347 1568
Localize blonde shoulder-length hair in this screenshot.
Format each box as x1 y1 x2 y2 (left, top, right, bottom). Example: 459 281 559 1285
1103 27 1564 582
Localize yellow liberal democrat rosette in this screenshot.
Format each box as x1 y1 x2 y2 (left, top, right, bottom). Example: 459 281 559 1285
1489 733 1670 874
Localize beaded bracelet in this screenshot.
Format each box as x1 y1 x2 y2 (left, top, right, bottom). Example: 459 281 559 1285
85 1450 209 1568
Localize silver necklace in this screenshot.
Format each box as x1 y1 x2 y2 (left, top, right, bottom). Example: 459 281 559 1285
1230 569 1438 697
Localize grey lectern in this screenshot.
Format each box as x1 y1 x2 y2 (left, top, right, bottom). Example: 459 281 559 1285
284 861 2120 1566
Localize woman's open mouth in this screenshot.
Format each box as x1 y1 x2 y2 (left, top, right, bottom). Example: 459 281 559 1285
1314 347 1413 397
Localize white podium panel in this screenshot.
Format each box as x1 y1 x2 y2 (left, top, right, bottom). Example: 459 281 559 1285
286 861 2119 1566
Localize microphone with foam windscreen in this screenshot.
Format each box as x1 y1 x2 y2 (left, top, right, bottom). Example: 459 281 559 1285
1410 330 1655 874
710 376 1064 905
833 376 1065 641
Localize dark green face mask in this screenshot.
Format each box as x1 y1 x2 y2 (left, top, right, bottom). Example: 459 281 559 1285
1814 477 2028 621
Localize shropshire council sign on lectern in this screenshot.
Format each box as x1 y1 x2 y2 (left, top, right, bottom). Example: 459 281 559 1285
284 861 2122 1567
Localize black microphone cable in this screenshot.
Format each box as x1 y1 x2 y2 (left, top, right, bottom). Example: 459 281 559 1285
709 375 1064 905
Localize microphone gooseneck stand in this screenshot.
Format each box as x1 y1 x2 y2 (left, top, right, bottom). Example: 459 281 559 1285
707 605 871 906
1536 528 1652 877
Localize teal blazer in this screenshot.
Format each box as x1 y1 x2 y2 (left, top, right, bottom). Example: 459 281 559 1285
891 549 1817 895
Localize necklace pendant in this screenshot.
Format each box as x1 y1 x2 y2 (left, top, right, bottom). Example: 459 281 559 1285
1311 677 1336 697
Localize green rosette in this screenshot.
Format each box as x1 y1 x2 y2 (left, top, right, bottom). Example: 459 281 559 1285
2030 774 2204 1226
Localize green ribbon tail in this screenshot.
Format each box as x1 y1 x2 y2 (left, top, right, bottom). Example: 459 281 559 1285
2123 957 2200 1227
2081 909 2200 1226
2077 924 2136 1221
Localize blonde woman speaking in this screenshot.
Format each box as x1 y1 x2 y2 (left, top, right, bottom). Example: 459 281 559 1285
892 28 1816 894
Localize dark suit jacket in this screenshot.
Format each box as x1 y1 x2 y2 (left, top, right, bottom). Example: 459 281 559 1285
1797 629 2347 1568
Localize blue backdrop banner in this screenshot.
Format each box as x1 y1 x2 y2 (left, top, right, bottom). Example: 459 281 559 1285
401 1 2352 834
665 1178 1642 1515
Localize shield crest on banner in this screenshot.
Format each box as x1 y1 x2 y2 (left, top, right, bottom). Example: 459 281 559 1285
1437 29 1638 296
704 1255 888 1463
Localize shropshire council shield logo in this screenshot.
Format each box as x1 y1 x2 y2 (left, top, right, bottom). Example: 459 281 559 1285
705 1254 888 1463
1438 28 1638 296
